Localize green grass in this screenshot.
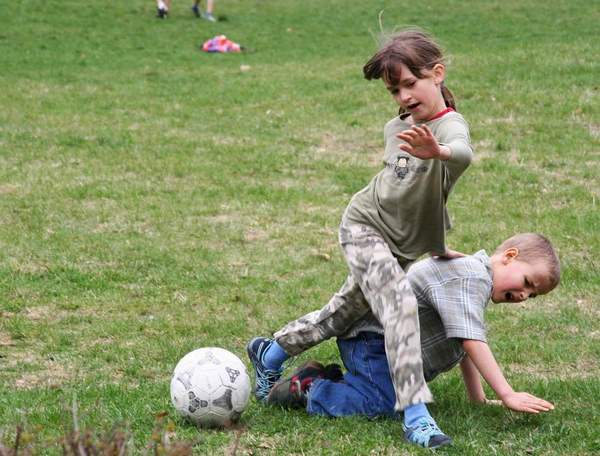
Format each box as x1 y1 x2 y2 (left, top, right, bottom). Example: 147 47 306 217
1 0 598 454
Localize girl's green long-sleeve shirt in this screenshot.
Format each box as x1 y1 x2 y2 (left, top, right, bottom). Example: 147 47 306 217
344 111 473 259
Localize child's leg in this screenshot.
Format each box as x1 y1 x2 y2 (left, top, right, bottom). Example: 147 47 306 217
309 334 436 423
156 0 168 18
339 222 432 410
191 0 200 17
306 332 449 448
248 275 369 400
307 333 398 418
274 274 370 355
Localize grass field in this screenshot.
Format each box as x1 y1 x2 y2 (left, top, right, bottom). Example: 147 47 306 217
1 0 598 454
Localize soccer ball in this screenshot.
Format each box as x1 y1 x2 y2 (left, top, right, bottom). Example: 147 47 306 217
170 347 251 427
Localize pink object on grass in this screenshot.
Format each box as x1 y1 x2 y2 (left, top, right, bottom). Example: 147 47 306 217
202 35 242 53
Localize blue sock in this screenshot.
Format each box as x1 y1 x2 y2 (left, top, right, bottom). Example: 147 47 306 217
403 402 434 428
262 340 289 370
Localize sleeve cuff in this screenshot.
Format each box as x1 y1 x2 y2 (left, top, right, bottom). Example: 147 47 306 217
446 328 487 343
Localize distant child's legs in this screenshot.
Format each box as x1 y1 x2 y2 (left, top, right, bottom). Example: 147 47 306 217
308 333 398 418
192 0 215 20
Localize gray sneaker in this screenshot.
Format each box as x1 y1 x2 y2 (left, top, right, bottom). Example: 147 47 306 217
202 12 217 22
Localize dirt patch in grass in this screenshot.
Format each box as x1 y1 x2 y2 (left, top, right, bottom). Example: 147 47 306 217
573 297 600 318
565 297 598 319
312 132 379 166
243 228 268 243
9 258 49 275
481 113 519 126
202 213 239 225
471 139 495 162
507 355 599 381
0 184 19 194
0 332 15 347
532 295 599 320
25 306 51 320
13 358 74 390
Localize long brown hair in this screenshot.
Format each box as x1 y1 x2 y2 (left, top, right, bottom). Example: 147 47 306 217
363 29 456 116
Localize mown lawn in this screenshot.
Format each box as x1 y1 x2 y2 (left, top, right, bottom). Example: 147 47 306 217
0 0 598 454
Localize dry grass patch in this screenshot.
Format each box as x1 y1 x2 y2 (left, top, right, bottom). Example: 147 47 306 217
507 355 599 381
243 228 268 243
0 184 20 195
12 357 74 390
7 257 49 275
312 131 380 166
23 306 51 321
0 332 15 347
537 296 600 320
471 139 495 162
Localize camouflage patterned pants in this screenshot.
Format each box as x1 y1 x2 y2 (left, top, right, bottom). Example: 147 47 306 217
274 221 432 410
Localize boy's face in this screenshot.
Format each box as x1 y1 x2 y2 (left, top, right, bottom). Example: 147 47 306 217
491 248 551 303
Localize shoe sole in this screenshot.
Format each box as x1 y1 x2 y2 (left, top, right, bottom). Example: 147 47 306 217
404 433 452 449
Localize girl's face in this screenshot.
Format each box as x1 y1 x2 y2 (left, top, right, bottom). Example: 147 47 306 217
384 63 446 123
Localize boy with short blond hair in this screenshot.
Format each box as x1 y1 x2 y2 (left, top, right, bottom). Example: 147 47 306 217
260 233 560 449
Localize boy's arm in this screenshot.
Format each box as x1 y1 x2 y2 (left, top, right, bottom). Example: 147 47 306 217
459 354 485 403
462 339 554 413
460 353 503 405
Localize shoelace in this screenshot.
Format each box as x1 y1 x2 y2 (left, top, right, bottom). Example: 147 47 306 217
255 367 282 398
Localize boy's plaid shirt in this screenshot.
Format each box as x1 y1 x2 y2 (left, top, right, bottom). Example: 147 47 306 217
343 251 493 381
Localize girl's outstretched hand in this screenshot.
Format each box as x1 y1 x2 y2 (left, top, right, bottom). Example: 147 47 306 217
397 125 448 160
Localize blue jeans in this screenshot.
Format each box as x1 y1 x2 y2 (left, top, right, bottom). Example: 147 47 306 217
307 332 399 418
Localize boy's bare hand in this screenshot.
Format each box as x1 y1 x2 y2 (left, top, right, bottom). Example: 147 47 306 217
501 392 555 413
397 125 444 160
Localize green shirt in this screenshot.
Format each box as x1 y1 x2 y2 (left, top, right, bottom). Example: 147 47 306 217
344 111 473 259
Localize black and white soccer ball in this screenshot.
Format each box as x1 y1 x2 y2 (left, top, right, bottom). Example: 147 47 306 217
170 347 251 427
